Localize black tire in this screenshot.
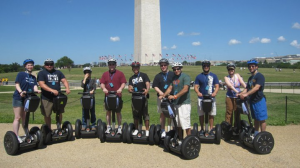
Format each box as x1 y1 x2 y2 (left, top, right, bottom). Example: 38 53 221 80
127 123 134 144
215 124 221 144
181 135 201 160
4 131 19 155
253 131 275 154
149 124 155 145
75 119 81 139
154 124 161 145
239 131 245 146
29 126 41 148
164 130 175 152
63 121 73 141
40 124 51 145
221 121 232 141
122 122 128 143
97 119 103 142
192 123 198 136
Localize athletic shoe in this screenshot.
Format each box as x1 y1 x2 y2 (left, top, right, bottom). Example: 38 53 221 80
105 126 111 134
117 126 122 134
91 126 96 131
209 129 215 136
132 129 138 135
81 125 86 131
17 136 23 143
161 131 166 138
146 130 149 137
178 140 182 146
199 130 204 136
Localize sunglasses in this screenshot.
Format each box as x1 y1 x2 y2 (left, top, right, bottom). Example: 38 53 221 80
45 64 54 66
228 69 234 71
248 65 256 68
173 67 181 71
203 65 210 67
160 64 168 67
109 64 116 66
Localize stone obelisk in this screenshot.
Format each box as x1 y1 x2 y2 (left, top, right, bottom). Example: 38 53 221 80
134 0 161 65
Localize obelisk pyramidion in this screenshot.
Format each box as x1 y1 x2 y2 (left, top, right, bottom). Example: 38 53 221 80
134 0 161 65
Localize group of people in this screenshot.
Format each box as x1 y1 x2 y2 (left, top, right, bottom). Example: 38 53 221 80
12 57 268 143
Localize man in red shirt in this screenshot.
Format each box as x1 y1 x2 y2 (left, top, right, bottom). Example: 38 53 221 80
100 59 127 134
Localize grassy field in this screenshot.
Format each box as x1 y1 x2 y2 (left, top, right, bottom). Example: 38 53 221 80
0 65 299 126
0 87 298 126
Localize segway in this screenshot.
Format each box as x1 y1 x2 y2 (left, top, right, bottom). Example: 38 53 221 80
221 98 249 141
161 98 201 160
193 95 221 144
97 91 127 143
40 91 73 145
4 92 42 155
237 97 274 154
75 92 99 139
126 92 155 145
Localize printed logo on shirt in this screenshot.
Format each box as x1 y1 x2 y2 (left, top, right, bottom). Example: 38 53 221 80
47 74 59 83
132 77 143 84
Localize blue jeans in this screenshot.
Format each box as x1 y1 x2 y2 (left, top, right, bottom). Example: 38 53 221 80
82 99 96 127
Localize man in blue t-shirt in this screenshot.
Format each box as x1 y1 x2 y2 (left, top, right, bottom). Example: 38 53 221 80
240 60 268 136
194 61 219 136
37 59 70 131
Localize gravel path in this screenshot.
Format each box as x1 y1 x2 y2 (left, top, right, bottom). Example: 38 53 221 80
1 124 300 168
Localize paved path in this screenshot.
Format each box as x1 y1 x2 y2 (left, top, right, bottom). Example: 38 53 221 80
1 124 300 168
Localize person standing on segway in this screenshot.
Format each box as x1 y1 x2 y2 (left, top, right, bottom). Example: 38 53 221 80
100 59 127 134
239 59 268 136
194 60 219 136
160 62 192 140
81 67 97 131
128 61 151 136
224 64 246 132
12 59 41 143
37 59 71 132
152 58 174 138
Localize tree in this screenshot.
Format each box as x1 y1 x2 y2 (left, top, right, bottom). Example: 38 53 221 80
195 61 202 66
56 56 74 71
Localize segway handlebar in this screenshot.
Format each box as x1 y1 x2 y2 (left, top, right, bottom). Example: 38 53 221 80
108 91 117 94
78 92 96 95
24 91 39 95
202 94 212 99
131 91 144 96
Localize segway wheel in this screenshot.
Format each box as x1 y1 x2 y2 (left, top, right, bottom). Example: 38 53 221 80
239 131 245 146
97 119 106 143
63 121 73 141
154 124 161 145
29 126 41 148
4 131 19 155
253 131 274 154
149 124 155 145
191 123 198 136
215 124 221 144
40 124 51 145
126 123 134 144
164 130 175 152
181 135 201 160
75 119 81 139
221 121 232 141
122 122 128 143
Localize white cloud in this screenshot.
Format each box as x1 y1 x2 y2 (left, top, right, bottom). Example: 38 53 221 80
192 41 201 46
190 32 200 36
171 45 177 49
162 46 168 50
292 22 300 29
110 36 120 42
277 36 285 42
177 31 184 36
249 37 260 43
228 39 241 45
290 40 300 48
261 38 271 43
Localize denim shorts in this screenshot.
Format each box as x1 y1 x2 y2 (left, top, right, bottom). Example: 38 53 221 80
12 99 24 107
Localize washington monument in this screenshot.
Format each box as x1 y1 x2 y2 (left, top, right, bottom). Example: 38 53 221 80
134 0 161 65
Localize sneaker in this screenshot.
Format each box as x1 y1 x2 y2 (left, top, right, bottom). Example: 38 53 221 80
209 129 215 136
81 125 86 131
146 130 149 137
132 129 138 135
199 130 204 136
161 131 166 138
17 136 23 143
117 127 122 134
105 126 111 134
91 126 96 131
178 140 182 146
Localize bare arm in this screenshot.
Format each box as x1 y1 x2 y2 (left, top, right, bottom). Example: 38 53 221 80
168 85 189 100
240 84 260 99
117 83 126 93
143 81 150 96
194 84 202 97
224 76 239 93
100 83 108 93
211 84 219 97
61 78 70 94
154 87 164 96
161 85 173 99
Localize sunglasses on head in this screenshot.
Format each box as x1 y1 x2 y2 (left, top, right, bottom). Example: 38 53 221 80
45 63 54 66
173 67 181 71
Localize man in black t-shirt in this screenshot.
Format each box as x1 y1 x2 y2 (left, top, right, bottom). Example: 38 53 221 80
128 61 150 136
37 59 70 131
152 58 174 138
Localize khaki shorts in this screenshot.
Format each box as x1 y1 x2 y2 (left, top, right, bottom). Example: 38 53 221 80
40 99 64 117
171 104 191 130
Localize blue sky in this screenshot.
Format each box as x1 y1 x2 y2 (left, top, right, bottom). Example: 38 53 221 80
1 0 300 65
